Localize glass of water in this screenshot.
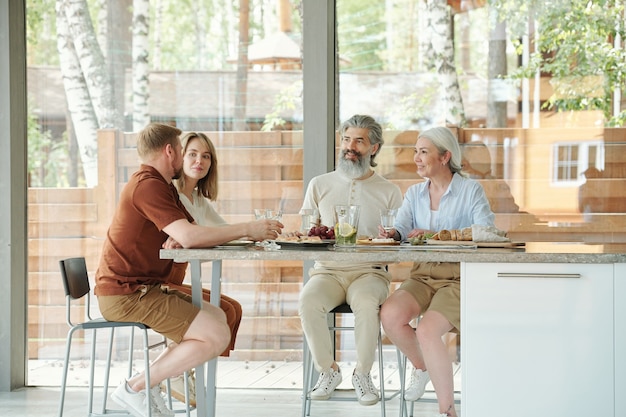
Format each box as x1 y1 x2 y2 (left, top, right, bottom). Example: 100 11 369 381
254 208 283 249
380 208 397 235
300 208 319 233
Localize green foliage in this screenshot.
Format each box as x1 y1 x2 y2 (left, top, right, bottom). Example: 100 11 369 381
26 0 59 66
606 110 626 127
262 80 302 131
149 0 284 71
337 0 386 71
28 105 69 187
384 84 439 130
493 0 626 125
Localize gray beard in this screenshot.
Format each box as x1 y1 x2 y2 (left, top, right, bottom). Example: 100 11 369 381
337 150 370 179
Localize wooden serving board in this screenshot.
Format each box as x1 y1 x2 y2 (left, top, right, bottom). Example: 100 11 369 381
426 239 524 248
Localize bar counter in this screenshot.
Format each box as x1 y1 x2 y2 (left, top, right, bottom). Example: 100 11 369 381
161 241 626 265
161 242 626 417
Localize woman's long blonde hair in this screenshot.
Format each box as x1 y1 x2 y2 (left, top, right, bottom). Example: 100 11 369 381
175 132 219 201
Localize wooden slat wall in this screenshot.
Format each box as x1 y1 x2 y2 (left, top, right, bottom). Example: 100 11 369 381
27 129 317 361
28 127 626 360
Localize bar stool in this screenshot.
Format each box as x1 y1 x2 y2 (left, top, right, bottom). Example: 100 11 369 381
57 257 192 417
301 303 402 417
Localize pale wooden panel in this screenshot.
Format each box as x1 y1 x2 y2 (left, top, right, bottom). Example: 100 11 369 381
28 203 98 223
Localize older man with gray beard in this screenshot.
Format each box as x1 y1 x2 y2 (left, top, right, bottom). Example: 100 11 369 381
298 114 403 406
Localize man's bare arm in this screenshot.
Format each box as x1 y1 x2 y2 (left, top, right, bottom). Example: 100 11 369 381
163 218 283 248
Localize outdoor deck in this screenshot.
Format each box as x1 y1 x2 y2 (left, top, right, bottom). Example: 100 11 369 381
10 358 462 417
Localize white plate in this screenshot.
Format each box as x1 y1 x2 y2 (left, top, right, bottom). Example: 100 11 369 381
356 243 478 250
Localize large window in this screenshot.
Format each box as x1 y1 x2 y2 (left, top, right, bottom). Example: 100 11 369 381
24 0 626 387
26 0 306 386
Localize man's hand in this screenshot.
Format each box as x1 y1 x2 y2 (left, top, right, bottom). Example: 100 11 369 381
162 236 183 249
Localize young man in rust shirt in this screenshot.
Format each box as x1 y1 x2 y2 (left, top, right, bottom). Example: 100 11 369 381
95 122 283 417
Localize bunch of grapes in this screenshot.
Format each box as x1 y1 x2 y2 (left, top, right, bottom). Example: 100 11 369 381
308 224 335 239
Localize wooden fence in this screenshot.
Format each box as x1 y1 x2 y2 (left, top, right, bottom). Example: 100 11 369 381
27 127 626 361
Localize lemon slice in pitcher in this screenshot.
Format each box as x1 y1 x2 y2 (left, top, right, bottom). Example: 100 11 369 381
336 222 356 238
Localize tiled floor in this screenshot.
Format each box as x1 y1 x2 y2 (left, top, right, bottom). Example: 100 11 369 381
3 359 461 417
0 385 451 417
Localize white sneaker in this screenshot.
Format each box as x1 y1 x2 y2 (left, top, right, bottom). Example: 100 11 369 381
310 367 342 400
404 367 430 401
150 385 174 417
351 371 379 406
162 370 196 407
111 380 168 417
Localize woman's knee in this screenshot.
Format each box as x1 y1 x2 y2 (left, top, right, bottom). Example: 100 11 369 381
415 313 450 344
380 299 407 331
381 292 417 328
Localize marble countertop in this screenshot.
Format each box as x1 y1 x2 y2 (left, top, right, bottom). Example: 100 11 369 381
161 242 626 264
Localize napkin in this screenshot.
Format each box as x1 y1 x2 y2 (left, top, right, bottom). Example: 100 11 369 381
471 224 510 242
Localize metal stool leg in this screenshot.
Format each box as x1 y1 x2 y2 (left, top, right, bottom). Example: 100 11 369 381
378 329 386 417
302 304 395 417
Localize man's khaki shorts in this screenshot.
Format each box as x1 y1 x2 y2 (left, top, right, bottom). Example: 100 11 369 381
397 262 460 332
98 284 200 343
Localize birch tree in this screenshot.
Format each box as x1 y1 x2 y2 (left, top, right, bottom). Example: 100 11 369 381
56 0 99 187
424 0 466 127
132 0 150 131
56 0 119 186
61 0 118 127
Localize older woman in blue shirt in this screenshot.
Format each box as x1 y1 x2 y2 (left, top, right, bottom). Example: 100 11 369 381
379 126 494 417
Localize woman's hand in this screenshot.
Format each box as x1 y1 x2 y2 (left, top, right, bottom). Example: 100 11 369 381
247 219 285 241
378 225 396 239
406 228 434 239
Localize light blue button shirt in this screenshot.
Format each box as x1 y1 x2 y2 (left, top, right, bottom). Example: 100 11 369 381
394 173 495 240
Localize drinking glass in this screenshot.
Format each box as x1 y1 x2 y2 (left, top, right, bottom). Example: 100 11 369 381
254 208 283 249
380 208 397 235
334 205 360 247
254 208 270 220
300 208 319 234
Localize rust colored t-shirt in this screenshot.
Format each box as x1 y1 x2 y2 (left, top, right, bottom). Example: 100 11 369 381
94 165 194 296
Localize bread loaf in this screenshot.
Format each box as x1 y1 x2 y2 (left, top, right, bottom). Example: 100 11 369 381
436 228 473 241
460 227 473 241
438 229 452 240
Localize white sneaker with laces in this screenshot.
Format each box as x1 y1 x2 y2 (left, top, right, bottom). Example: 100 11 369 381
162 370 196 407
310 367 342 400
351 371 379 406
404 367 430 401
111 380 168 417
150 385 174 417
